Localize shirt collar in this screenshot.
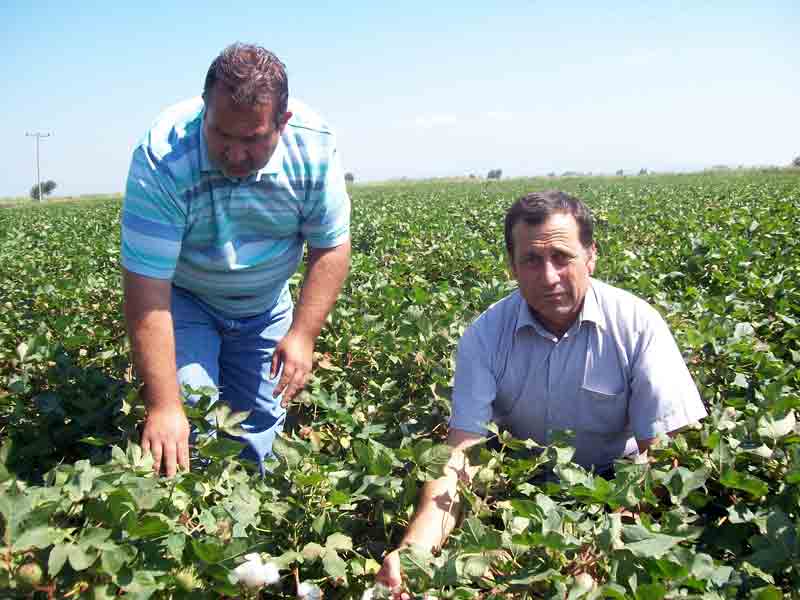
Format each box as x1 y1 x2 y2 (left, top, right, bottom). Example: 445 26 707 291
199 111 214 173
255 135 286 178
198 109 287 180
579 279 606 331
515 279 606 336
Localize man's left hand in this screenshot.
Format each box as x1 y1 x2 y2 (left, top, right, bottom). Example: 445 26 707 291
271 329 315 405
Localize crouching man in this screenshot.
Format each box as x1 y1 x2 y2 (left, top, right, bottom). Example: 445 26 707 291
377 190 706 590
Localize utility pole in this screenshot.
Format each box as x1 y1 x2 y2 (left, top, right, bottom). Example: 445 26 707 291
25 132 52 202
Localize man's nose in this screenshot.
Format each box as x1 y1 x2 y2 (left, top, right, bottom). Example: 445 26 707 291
224 143 247 163
542 259 560 285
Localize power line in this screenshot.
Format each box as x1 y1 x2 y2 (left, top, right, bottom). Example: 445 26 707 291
25 132 52 202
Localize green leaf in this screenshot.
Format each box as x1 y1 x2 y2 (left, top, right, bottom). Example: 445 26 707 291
126 514 172 539
462 554 491 578
165 534 186 562
322 549 348 578
751 586 784 600
67 543 97 571
272 434 304 468
636 583 666 600
212 404 251 437
101 545 134 574
197 437 245 460
757 410 796 440
191 538 225 564
720 470 769 498
48 543 69 576
732 373 749 388
325 532 353 552
12 526 61 551
302 542 325 561
622 525 684 558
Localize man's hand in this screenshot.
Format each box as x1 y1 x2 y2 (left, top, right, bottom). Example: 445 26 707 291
376 549 409 599
141 405 190 477
271 329 314 405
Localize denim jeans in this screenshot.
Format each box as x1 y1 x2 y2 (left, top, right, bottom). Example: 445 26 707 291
171 285 293 471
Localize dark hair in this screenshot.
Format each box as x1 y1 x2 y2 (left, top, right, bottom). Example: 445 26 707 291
504 190 594 257
203 43 288 126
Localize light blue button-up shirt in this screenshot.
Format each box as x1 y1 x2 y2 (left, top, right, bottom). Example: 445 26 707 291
450 278 706 470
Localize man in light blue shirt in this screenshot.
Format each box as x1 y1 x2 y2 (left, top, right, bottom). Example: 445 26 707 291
121 43 351 476
378 190 706 589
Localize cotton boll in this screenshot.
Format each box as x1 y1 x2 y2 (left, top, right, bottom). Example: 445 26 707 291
233 559 268 589
297 581 323 599
262 562 281 586
232 554 281 590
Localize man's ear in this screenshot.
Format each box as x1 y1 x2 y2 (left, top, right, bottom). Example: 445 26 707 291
506 252 518 279
586 242 597 275
277 111 293 131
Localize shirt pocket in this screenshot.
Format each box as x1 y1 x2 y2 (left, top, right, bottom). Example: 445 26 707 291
577 381 628 434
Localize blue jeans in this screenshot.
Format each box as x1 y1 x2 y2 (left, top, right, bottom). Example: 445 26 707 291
171 285 293 470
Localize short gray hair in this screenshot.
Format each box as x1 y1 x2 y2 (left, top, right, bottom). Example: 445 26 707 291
203 42 288 126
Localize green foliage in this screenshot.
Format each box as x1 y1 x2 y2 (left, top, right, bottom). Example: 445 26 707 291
29 180 57 201
1 171 800 597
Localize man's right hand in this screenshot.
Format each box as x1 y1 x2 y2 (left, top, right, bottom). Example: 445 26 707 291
376 550 409 599
140 405 191 477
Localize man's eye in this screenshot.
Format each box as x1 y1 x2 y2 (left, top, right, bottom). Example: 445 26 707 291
553 253 571 265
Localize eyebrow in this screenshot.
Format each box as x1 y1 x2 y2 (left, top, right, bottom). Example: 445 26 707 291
212 125 268 142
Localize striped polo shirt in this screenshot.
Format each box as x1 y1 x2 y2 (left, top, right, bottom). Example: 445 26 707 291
121 97 351 317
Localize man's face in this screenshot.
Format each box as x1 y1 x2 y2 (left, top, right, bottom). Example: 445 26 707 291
203 84 291 179
509 212 596 336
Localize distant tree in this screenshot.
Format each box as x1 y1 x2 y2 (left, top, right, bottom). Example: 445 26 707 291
30 180 57 201
344 172 355 184
615 169 624 176
468 173 476 179
793 156 800 168
639 168 648 176
547 172 556 177
487 168 503 180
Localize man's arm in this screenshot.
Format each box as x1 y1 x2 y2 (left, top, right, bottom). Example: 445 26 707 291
271 241 351 402
123 269 189 477
376 429 484 590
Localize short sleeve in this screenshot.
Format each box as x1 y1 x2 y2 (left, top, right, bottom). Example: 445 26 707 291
120 145 186 280
301 146 351 248
628 308 707 439
449 326 497 436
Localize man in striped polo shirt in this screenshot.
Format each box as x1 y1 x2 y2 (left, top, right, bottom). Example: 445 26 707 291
121 43 351 476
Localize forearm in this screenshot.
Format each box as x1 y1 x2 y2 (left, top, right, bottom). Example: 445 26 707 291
400 476 461 551
123 272 180 410
291 241 351 338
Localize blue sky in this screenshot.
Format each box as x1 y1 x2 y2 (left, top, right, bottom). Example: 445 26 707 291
1 1 798 197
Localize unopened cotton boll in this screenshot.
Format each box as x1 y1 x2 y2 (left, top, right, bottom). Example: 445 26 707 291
297 581 323 599
233 553 280 589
